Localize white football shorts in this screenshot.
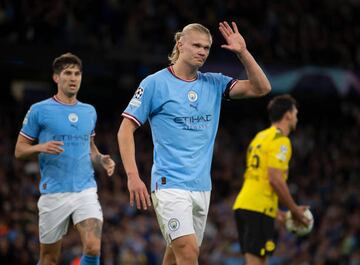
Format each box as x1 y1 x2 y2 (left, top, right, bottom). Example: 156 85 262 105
37 187 103 244
151 189 210 246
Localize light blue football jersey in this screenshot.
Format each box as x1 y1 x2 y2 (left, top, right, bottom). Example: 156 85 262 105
20 96 97 194
123 67 237 192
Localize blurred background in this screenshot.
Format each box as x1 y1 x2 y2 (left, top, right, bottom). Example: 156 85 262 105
0 0 360 264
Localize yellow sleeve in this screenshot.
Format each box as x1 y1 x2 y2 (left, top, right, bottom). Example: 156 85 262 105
267 137 292 170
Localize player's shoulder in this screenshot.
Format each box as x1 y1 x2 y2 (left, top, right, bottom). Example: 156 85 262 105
200 71 222 80
138 68 174 95
270 128 290 146
76 101 97 116
143 68 169 82
29 98 55 111
77 100 95 110
137 68 168 90
255 126 289 144
254 126 274 138
201 71 233 79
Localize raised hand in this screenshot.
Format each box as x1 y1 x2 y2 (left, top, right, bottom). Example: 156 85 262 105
219 21 247 54
100 154 116 176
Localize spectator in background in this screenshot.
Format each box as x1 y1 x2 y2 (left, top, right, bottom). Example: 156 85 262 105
14 53 115 265
118 21 270 265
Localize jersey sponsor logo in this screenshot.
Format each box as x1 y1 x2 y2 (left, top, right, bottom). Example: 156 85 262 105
174 115 212 124
173 114 212 130
68 113 79 123
276 145 288 161
188 90 198 102
168 218 180 231
53 134 89 146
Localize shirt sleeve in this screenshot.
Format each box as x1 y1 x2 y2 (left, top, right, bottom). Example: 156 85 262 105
20 106 40 141
268 137 292 171
122 76 155 126
91 106 97 136
208 72 238 99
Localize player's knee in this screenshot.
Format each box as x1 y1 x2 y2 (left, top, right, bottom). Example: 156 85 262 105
41 254 59 265
174 241 199 262
163 253 177 265
82 239 101 256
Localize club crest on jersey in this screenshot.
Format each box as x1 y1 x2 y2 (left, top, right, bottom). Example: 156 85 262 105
168 218 180 231
188 90 198 102
68 113 79 123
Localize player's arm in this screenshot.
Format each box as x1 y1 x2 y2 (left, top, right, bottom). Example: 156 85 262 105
276 209 287 226
90 137 115 176
14 134 64 159
268 167 309 226
117 118 151 210
219 21 271 99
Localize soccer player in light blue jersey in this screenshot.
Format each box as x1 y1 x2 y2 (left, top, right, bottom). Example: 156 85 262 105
118 21 271 265
15 53 115 265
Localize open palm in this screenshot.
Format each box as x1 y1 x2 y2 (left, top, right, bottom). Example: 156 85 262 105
219 21 247 54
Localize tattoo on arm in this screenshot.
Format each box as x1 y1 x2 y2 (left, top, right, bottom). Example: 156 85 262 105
94 154 103 166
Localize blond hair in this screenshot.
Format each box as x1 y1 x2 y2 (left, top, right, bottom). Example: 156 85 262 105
168 23 212 65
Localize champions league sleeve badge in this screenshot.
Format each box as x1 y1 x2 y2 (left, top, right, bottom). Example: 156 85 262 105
130 87 144 108
276 145 288 162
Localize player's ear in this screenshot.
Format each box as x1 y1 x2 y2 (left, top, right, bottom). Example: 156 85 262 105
52 73 59 84
177 39 184 52
284 111 292 121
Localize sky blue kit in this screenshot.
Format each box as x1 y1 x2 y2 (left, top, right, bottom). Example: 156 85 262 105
123 67 236 192
20 97 97 194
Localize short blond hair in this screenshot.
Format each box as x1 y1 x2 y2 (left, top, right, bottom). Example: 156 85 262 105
168 23 212 65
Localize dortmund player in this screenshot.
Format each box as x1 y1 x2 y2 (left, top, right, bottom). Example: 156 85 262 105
233 94 310 265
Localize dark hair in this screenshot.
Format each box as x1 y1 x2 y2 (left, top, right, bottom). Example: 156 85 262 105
267 94 297 122
52 53 82 74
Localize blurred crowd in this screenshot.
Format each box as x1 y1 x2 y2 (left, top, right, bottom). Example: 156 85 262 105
0 0 360 68
0 96 359 265
0 0 360 264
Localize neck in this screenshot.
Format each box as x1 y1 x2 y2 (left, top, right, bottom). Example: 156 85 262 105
272 121 290 136
172 61 198 80
55 93 77 105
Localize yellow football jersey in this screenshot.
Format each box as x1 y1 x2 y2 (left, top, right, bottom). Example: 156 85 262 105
233 126 292 218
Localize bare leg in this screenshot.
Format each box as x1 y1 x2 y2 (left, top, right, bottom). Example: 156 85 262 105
244 253 267 265
40 240 62 265
162 246 177 265
76 218 102 256
170 234 199 265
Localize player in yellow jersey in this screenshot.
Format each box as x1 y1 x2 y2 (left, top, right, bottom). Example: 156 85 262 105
233 94 310 265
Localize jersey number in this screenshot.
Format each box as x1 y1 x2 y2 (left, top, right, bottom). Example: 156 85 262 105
250 154 260 168
248 144 261 169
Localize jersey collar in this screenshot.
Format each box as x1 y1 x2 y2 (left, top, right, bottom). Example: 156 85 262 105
52 95 78 106
167 65 198 82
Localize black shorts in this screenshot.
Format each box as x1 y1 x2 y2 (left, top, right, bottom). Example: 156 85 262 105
234 209 276 257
